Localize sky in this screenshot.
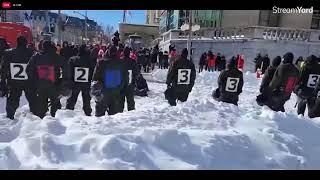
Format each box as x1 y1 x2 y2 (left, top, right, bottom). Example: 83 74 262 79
54 10 146 31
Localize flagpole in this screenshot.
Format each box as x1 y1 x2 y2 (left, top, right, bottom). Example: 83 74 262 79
123 10 126 23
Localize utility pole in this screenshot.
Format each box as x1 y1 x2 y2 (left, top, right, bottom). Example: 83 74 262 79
57 10 62 44
123 10 126 23
187 10 193 60
85 10 88 44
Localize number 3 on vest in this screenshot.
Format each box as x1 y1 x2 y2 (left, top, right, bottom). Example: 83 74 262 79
177 69 191 85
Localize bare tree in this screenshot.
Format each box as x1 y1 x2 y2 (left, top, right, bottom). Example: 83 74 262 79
104 24 114 37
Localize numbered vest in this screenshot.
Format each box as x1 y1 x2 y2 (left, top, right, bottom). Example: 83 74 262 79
225 77 240 92
10 63 28 80
177 69 191 85
307 74 320 88
284 77 298 93
128 70 133 84
37 65 55 82
74 67 89 82
104 70 121 88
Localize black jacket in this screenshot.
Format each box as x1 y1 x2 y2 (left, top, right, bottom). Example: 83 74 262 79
261 56 270 74
60 46 73 62
166 56 196 93
122 56 139 88
26 50 71 90
269 63 299 97
69 54 96 88
199 55 206 66
260 66 277 93
254 55 263 71
1 47 33 88
151 48 159 64
136 75 149 91
295 60 320 98
92 57 128 95
218 67 244 103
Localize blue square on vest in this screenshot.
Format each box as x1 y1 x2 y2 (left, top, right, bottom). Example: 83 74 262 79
104 70 121 88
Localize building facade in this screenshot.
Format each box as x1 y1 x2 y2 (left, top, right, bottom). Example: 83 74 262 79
159 10 320 33
119 23 159 48
27 10 101 45
146 10 162 25
158 10 320 71
160 10 223 33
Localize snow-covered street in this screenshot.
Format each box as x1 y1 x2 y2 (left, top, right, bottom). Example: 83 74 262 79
1 69 320 169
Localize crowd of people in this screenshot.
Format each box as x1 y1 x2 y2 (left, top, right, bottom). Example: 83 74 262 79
0 32 320 120
256 53 320 118
0 34 150 119
198 52 244 73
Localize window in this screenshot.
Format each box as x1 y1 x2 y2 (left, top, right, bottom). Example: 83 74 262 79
311 10 320 29
259 10 279 27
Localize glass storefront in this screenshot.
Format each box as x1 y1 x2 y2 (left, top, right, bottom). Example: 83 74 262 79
160 10 222 34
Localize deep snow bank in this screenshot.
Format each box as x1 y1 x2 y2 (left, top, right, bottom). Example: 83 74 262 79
1 69 320 169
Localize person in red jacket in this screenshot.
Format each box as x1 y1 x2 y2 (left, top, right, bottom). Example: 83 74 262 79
237 54 245 71
207 51 216 72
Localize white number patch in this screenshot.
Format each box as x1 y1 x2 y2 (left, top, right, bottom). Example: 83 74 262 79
10 63 28 80
226 77 240 92
307 74 320 88
128 70 133 84
177 69 191 85
59 68 63 78
74 67 89 82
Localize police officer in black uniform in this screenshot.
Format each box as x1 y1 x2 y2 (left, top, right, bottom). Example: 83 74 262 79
213 58 244 106
120 46 138 112
294 55 320 116
26 41 71 119
166 48 196 106
91 45 128 117
66 44 95 116
308 80 320 118
0 36 36 119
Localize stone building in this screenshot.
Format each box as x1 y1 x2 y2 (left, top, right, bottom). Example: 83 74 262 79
158 10 320 71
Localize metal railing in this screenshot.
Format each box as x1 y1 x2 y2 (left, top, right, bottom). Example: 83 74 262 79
160 26 320 42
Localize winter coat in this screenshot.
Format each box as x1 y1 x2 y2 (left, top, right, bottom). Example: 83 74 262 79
218 67 244 104
269 63 299 97
166 56 196 93
1 47 33 88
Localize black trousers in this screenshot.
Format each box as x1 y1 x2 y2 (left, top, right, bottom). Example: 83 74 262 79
95 94 121 117
119 86 135 112
143 64 149 73
166 87 189 106
297 97 315 116
66 86 92 116
199 65 204 73
36 87 61 119
265 95 288 112
6 86 37 119
309 98 320 118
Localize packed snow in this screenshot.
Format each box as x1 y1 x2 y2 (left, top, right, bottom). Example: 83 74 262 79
1 69 320 170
